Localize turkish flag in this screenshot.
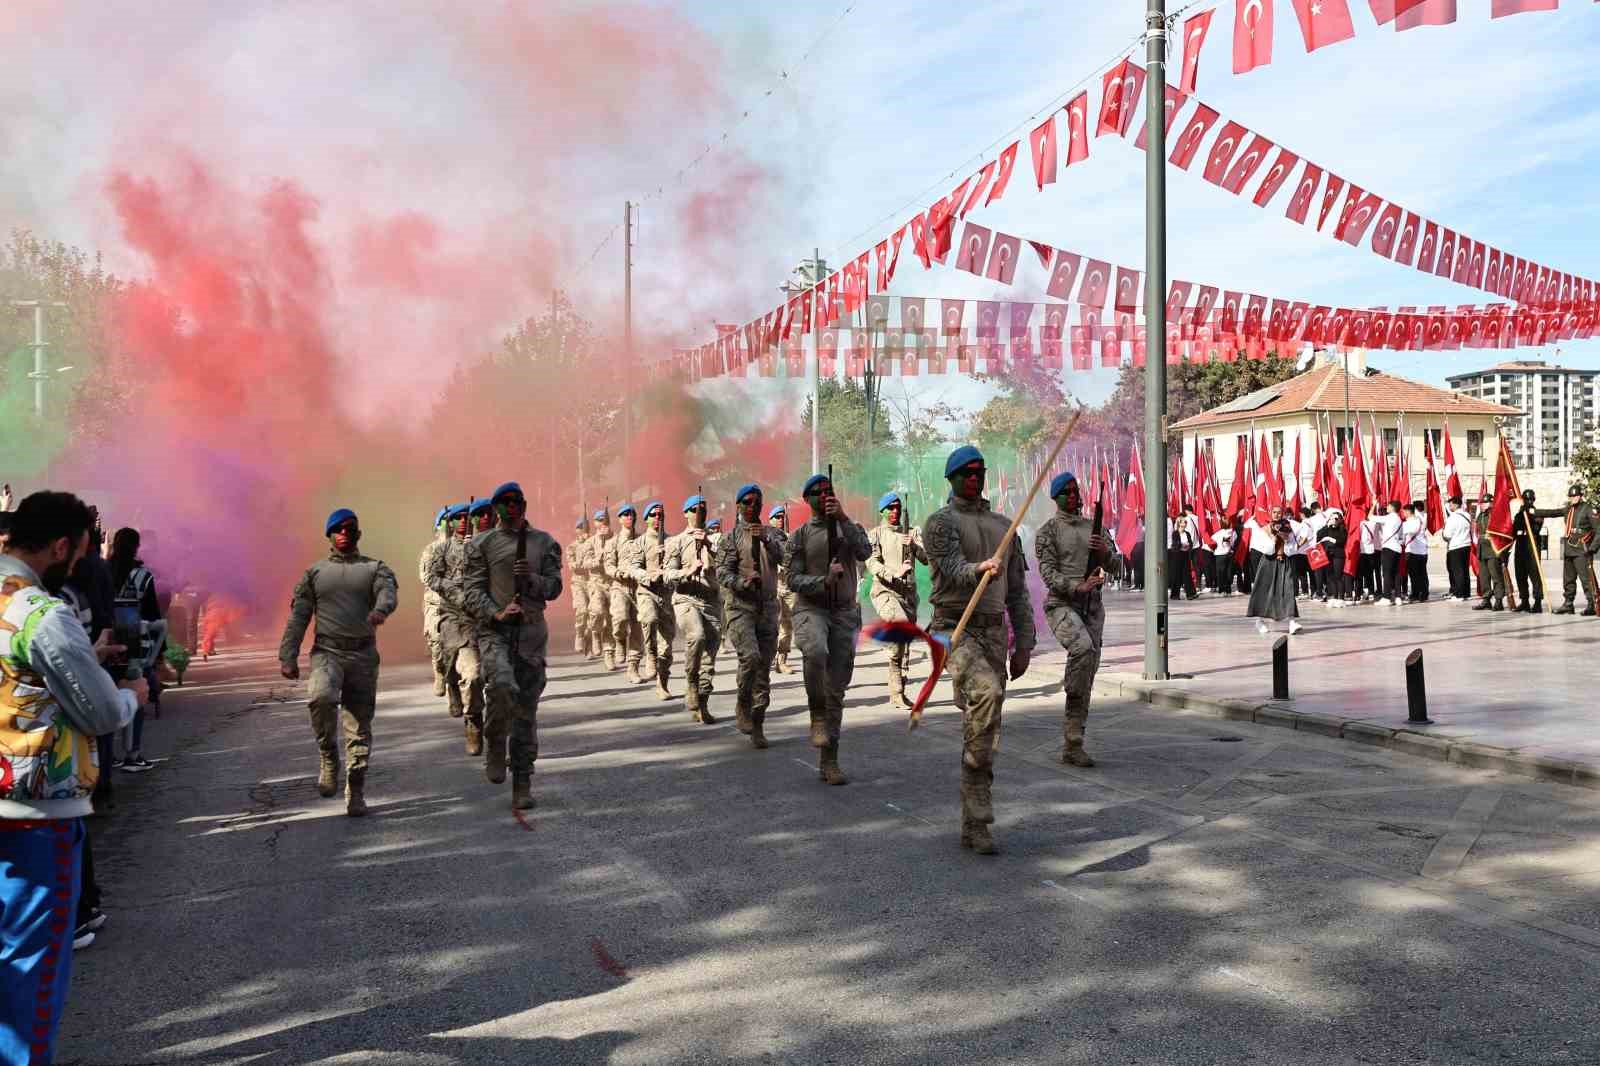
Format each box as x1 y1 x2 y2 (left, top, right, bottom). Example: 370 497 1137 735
1291 0 1356 51
1284 161 1323 224
959 341 978 374
1485 247 1502 293
1202 121 1248 185
1115 63 1146 136
818 329 837 377
975 301 1001 339
1335 186 1383 245
1114 267 1142 313
1393 211 1421 266
959 162 995 219
1046 252 1083 301
1415 221 1439 274
1193 285 1220 326
1397 0 1457 29
1134 85 1188 151
1492 0 1558 16
1179 9 1213 93
1079 259 1112 309
1435 228 1458 279
908 213 932 270
1316 174 1346 231
1169 104 1221 169
985 141 1020 207
1251 147 1300 206
1166 280 1194 327
1305 305 1331 343
1097 58 1133 135
941 298 965 336
866 293 890 331
1009 303 1035 341
1469 240 1486 289
898 298 923 336
954 223 992 275
1370 202 1404 258
1219 291 1242 334
1029 115 1058 190
986 233 1023 285
1040 303 1068 343
1064 92 1091 165
885 226 906 287
1220 134 1274 194
1423 434 1445 534
1487 437 1518 554
1451 239 1471 284
1267 298 1289 340
1234 0 1274 73
1244 294 1268 337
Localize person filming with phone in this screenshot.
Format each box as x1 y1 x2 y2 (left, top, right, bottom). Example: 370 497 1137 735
1034 471 1109 769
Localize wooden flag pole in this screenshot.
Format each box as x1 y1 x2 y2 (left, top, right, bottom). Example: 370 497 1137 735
1499 431 1548 604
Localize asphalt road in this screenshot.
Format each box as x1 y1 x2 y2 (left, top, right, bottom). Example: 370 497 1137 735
56 639 1600 1065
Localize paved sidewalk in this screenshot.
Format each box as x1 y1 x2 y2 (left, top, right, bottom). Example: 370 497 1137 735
1026 555 1600 783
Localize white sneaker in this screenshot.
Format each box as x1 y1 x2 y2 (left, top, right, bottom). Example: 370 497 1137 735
1289 621 1304 635
1255 621 1270 636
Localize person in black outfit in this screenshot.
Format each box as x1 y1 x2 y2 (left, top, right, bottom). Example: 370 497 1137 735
1510 490 1546 613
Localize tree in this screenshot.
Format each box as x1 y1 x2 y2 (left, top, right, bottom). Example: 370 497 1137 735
1572 445 1600 493
800 377 896 481
1097 354 1305 444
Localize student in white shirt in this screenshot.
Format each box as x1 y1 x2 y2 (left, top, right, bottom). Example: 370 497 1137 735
1400 502 1429 602
1168 507 1198 600
1287 510 1313 598
1303 504 1328 600
1211 522 1238 595
1441 496 1473 601
1377 502 1404 605
1359 512 1380 602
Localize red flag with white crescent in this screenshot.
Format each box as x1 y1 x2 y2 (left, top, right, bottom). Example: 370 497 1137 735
1202 121 1247 185
1398 1 1458 30
1064 92 1091 165
1169 104 1221 170
1291 0 1356 51
1028 115 1058 191
1097 59 1132 136
1284 161 1322 224
1441 418 1462 499
1424 431 1446 534
1179 10 1213 93
985 141 1020 207
1233 0 1274 73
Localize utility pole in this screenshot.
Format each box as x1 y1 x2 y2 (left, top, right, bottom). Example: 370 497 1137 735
784 252 828 474
623 201 634 500
10 300 69 418
1142 1 1170 680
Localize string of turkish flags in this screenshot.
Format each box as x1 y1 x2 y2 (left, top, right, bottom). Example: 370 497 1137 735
1115 57 1598 310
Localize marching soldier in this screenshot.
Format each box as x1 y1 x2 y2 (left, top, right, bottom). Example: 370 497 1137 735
784 474 872 786
769 504 795 674
1511 490 1545 613
707 516 725 682
463 482 562 810
1034 472 1107 767
429 502 487 754
279 508 398 817
1536 484 1598 616
471 497 497 533
587 509 614 667
420 506 450 696
570 516 592 654
924 445 1035 855
603 503 644 681
716 484 783 750
664 494 720 724
623 500 676 700
1472 498 1509 613
865 491 927 710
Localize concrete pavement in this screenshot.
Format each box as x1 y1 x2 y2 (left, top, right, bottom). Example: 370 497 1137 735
56 638 1600 1064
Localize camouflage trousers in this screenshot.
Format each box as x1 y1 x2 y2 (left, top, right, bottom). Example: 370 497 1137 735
424 604 445 689
307 644 379 774
440 617 484 728
1045 598 1104 744
571 577 590 653
725 599 778 726
586 575 611 654
609 585 642 669
479 618 548 775
637 590 675 678
870 591 918 699
674 598 721 712
775 589 795 663
793 604 862 743
935 616 1009 827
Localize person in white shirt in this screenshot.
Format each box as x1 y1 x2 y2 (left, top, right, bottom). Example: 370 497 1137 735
1376 502 1404 605
1211 521 1238 595
1441 496 1473 600
1359 512 1380 602
1167 507 1198 600
1304 504 1328 600
1287 510 1313 598
1400 502 1429 602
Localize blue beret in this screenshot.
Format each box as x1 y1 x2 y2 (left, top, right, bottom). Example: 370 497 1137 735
491 481 523 502
445 503 469 519
878 491 902 512
802 474 830 497
575 516 588 529
707 518 723 530
944 444 984 478
616 502 637 517
435 507 449 526
683 494 706 512
469 498 493 515
768 504 786 518
644 500 663 517
593 508 609 521
325 508 357 535
1049 471 1078 499
736 482 761 503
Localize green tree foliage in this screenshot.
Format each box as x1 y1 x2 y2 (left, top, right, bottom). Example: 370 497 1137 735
800 377 896 482
1572 444 1600 494
1096 355 1306 444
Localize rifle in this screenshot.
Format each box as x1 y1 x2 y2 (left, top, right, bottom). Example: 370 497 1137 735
512 522 529 656
826 462 840 608
1078 497 1105 615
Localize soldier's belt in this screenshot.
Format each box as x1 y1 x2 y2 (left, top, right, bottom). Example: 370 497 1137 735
313 633 376 653
932 609 1005 629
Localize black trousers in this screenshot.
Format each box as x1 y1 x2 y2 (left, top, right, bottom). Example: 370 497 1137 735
1446 547 1471 599
1379 549 1402 601
1169 549 1196 598
1407 555 1429 601
1324 558 1347 599
1357 553 1378 597
1243 549 1263 594
1514 544 1544 606
1214 552 1234 593
1291 555 1311 596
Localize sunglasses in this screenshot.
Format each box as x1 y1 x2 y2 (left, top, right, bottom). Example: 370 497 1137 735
331 523 359 536
957 466 987 478
499 496 527 507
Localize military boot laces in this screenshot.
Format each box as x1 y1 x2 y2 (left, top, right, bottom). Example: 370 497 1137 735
464 719 483 757
961 821 998 855
316 755 340 798
345 770 367 818
511 773 534 811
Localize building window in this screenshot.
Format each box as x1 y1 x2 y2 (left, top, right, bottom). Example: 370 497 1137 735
1427 428 1443 455
1382 427 1398 455
1467 430 1483 458
1334 426 1350 456
1272 430 1284 458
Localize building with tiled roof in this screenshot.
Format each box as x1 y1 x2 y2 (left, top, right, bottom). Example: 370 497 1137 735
1175 351 1521 508
1445 359 1595 469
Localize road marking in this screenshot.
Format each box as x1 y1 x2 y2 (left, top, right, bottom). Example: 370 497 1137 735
1181 739 1286 803
1421 785 1505 880
885 801 936 826
1040 878 1113 911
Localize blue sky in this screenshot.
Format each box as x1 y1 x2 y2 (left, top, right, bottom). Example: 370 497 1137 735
663 0 1600 420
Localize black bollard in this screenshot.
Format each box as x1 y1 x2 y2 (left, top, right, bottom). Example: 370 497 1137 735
1405 648 1432 724
1272 637 1289 701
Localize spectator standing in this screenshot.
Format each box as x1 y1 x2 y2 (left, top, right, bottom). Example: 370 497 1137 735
108 528 163 771
1441 497 1473 601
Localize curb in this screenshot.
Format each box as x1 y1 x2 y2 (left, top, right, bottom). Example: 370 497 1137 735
1088 670 1592 791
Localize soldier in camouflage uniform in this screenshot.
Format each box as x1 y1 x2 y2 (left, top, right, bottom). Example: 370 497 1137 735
865 491 928 710
785 474 872 785
717 484 782 750
570 517 592 657
427 502 489 755
279 508 399 817
622 500 676 701
924 445 1035 855
1034 472 1108 768
768 504 795 673
419 507 450 697
603 503 644 683
463 481 562 810
706 517 724 684
587 509 614 667
664 494 720 724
